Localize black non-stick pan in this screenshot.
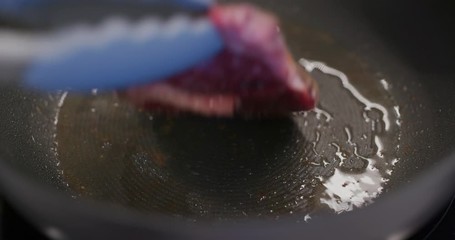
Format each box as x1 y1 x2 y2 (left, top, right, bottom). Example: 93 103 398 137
1 0 454 239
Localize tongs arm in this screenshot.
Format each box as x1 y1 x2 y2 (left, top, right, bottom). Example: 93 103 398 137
0 0 224 92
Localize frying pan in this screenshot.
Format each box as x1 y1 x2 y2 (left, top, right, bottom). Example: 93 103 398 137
1 0 455 239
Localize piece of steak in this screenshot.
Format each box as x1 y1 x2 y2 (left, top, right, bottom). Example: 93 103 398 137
122 4 318 116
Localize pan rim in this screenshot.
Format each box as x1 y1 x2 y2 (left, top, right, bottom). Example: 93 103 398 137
0 152 454 239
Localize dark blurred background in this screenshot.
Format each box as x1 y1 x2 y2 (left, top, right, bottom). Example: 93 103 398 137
344 0 455 75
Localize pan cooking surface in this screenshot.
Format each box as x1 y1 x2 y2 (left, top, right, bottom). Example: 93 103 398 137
54 26 401 220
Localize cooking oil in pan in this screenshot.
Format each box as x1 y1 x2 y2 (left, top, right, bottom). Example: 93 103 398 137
296 59 401 214
53 31 402 221
53 60 401 220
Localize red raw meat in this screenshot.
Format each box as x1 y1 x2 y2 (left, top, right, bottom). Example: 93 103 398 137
122 4 318 116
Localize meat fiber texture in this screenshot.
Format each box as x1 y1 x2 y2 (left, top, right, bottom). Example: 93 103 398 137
123 4 318 117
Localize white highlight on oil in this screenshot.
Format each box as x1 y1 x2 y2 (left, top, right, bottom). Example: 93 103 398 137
299 58 391 131
320 158 383 213
375 136 385 158
394 106 402 126
380 79 390 90
312 107 333 122
53 91 68 126
298 58 396 214
344 127 354 145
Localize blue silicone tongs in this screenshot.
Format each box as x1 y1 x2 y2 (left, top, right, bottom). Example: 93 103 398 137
0 0 224 92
